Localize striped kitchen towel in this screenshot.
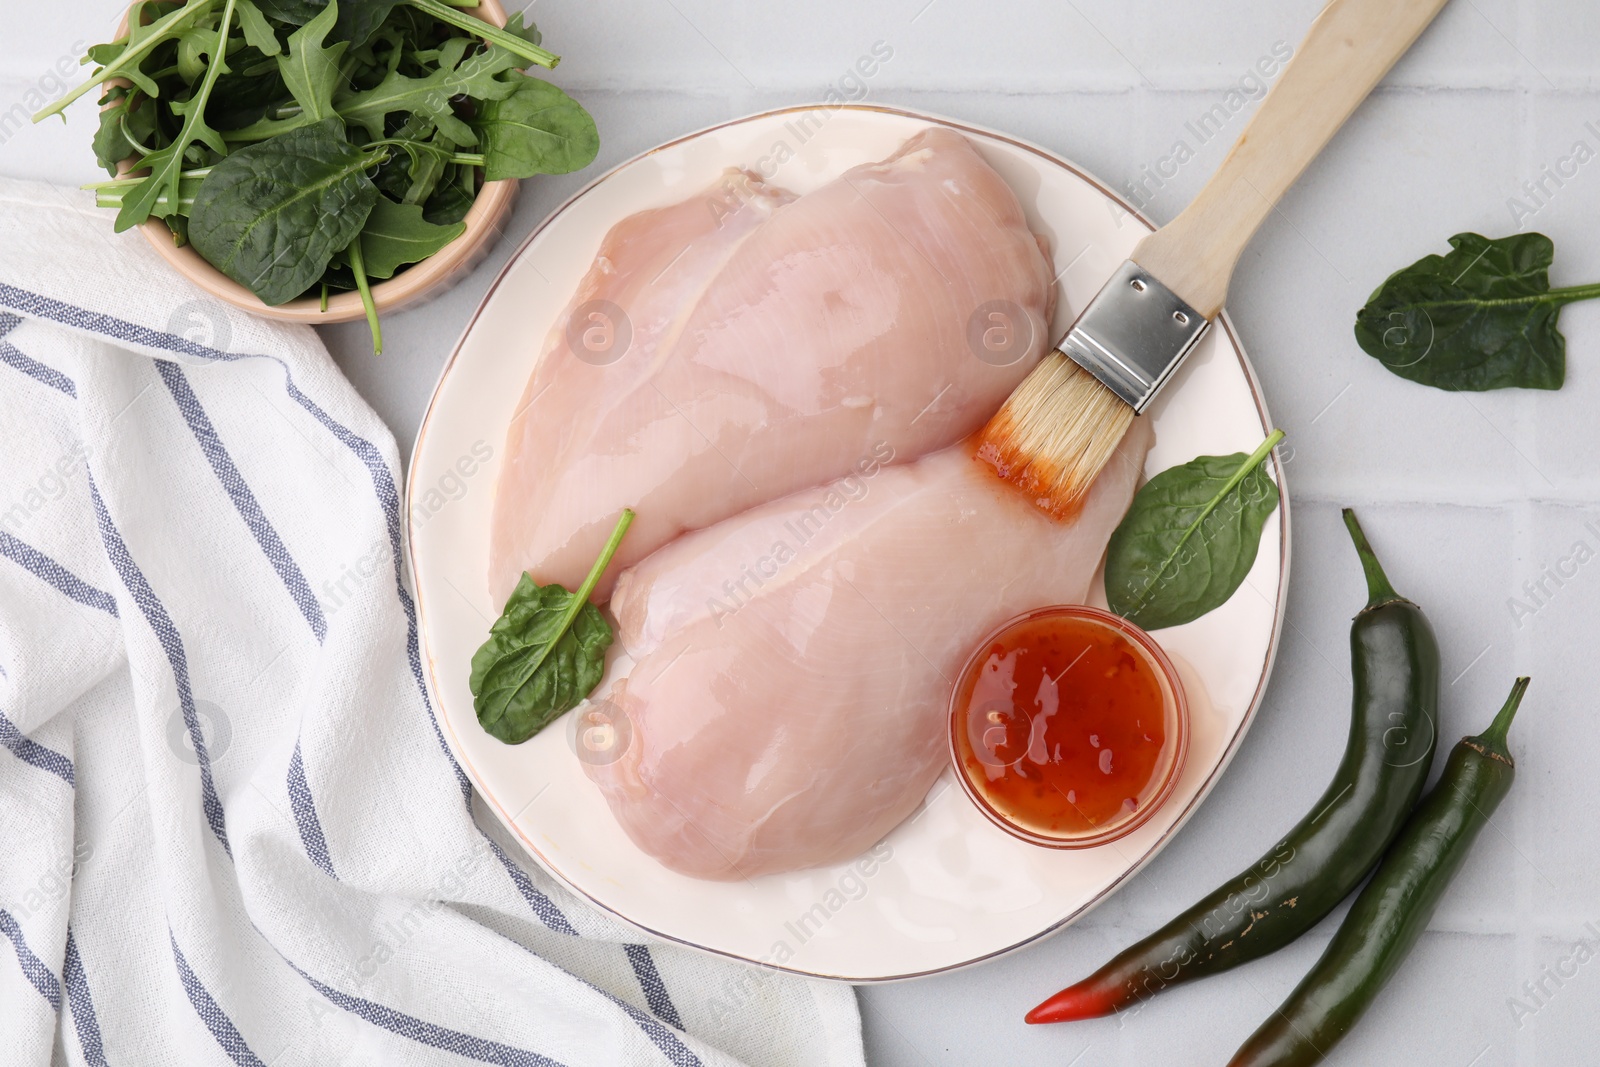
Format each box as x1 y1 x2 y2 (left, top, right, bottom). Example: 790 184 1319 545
0 177 864 1067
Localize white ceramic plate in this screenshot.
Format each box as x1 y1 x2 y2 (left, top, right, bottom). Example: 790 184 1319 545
408 105 1289 982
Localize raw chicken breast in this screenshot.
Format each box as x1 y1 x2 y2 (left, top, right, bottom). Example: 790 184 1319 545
488 127 1055 606
589 422 1153 880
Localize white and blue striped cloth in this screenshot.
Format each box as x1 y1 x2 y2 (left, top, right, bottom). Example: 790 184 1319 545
0 178 864 1067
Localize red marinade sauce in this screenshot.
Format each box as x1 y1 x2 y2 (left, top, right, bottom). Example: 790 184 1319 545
952 612 1168 838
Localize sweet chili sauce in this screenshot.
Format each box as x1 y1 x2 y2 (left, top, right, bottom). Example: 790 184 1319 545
949 606 1187 847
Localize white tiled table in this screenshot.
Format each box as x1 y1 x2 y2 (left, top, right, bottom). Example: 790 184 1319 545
6 2 1598 1063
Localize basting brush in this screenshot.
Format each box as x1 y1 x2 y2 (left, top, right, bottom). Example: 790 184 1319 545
978 0 1454 517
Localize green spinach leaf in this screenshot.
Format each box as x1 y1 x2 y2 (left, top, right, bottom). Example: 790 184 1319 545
474 73 598 180
1354 232 1600 391
1105 430 1285 631
331 0 404 48
421 164 474 224
358 198 464 278
205 64 291 131
92 86 160 175
189 117 379 303
471 510 634 745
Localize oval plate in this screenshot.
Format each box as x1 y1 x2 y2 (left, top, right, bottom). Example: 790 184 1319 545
407 104 1289 982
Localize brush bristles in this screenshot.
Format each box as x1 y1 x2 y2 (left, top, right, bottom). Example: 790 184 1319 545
976 351 1135 519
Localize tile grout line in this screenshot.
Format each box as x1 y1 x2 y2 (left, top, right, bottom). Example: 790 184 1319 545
1512 2 1535 1061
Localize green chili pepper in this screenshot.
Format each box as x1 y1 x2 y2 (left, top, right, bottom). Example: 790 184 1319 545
1229 677 1529 1066
1027 509 1440 1024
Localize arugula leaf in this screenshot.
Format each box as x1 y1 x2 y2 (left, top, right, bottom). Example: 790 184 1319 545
358 198 464 278
277 0 347 122
337 34 522 142
405 0 558 68
177 15 223 84
1354 232 1600 392
474 73 598 180
189 117 379 303
34 0 221 121
471 510 634 745
234 0 283 54
114 0 240 231
1105 430 1285 631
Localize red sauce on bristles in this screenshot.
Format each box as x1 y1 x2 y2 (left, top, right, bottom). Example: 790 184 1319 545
975 351 1134 520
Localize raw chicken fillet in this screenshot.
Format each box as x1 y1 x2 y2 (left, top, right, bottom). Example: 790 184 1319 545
488 128 1055 605
588 421 1153 880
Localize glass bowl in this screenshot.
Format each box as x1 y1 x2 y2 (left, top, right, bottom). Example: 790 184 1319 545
948 604 1189 849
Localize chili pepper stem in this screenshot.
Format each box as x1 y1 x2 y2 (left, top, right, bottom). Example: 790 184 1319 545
1342 508 1402 609
1470 676 1529 760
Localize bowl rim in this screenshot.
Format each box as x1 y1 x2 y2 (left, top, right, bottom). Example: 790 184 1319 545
947 603 1191 851
109 0 516 323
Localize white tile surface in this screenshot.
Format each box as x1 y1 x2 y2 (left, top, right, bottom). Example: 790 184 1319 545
5 1 1598 1064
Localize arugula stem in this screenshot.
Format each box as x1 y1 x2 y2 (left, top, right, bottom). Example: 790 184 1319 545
404 0 560 68
84 167 212 190
117 106 162 158
451 153 485 167
32 0 220 122
95 192 195 210
347 235 382 355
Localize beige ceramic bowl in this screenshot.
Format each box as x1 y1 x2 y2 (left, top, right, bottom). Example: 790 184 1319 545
115 0 517 323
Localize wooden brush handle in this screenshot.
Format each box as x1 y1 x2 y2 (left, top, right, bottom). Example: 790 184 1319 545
1132 0 1452 318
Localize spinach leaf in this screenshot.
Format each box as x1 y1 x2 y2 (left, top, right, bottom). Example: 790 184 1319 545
189 117 379 303
1354 232 1600 391
338 34 522 143
113 0 239 231
332 0 404 48
358 198 464 278
1105 430 1284 631
92 86 160 175
471 510 634 745
421 165 474 224
277 0 347 122
205 64 291 131
474 73 598 180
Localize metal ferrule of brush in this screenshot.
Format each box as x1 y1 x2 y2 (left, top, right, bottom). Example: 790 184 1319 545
1057 260 1211 413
